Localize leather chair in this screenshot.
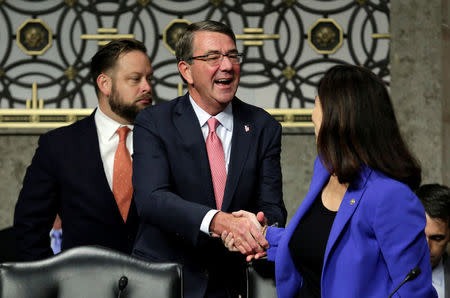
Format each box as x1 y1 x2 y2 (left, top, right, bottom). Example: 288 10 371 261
246 258 277 298
0 245 183 298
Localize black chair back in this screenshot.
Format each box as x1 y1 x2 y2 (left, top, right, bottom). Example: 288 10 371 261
246 258 277 298
0 245 183 298
0 227 16 263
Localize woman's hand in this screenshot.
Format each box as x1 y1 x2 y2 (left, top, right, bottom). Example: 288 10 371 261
220 230 267 261
220 230 240 252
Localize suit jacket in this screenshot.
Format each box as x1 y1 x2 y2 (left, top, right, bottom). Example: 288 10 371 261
266 157 437 298
132 94 287 298
14 112 139 261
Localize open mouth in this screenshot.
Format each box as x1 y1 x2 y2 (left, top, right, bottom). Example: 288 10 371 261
215 78 233 86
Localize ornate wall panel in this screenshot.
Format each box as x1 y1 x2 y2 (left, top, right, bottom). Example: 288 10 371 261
0 0 389 128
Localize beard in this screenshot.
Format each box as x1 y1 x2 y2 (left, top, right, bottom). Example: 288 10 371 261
109 85 150 123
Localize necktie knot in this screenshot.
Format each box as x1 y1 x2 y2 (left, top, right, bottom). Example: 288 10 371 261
116 126 130 142
207 118 219 133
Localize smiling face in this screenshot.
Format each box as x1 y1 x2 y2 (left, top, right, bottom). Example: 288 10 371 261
178 31 240 115
98 50 153 124
425 214 450 268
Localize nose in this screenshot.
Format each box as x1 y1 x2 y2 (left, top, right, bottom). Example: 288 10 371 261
141 78 152 93
218 55 233 70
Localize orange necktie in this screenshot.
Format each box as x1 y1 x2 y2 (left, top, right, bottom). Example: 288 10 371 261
113 126 133 222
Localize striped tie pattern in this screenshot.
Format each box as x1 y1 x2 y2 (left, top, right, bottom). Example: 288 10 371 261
206 118 227 210
113 126 133 222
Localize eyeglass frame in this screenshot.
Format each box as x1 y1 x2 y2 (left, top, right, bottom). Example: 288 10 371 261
187 52 244 65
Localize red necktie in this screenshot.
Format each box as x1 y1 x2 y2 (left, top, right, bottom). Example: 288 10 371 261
113 126 133 222
206 118 227 210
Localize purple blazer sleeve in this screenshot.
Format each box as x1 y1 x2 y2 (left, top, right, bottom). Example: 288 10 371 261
266 226 284 261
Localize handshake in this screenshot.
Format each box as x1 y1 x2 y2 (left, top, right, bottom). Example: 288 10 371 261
210 210 269 262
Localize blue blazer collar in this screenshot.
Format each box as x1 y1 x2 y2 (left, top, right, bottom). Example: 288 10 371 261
274 157 330 295
275 158 373 296
322 164 373 277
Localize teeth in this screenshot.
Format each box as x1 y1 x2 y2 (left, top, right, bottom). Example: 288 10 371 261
216 79 231 83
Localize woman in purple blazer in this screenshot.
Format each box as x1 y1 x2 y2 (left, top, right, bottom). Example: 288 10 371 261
224 65 437 297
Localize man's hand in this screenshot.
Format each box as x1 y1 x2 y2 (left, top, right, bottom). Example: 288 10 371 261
230 210 269 261
232 210 268 229
210 211 268 255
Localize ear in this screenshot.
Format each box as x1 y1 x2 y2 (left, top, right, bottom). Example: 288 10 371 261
178 61 194 85
97 73 112 96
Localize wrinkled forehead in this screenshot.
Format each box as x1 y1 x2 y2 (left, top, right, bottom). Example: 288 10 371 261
192 31 237 53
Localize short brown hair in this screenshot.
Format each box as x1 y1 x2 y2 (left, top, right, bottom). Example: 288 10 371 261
317 64 421 189
90 39 147 95
175 20 236 64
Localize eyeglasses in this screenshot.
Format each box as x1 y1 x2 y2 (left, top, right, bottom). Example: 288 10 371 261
188 53 243 65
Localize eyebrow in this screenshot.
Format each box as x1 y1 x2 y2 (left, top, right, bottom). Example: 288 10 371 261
204 49 239 55
429 233 446 237
127 71 153 76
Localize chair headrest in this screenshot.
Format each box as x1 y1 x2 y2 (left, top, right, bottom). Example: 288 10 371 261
0 245 183 298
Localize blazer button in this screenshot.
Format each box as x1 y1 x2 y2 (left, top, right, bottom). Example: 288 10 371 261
350 199 356 205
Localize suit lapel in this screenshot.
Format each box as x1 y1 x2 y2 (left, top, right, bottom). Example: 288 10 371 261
78 111 126 221
173 95 206 148
221 99 252 211
322 167 372 272
173 95 216 207
77 111 111 193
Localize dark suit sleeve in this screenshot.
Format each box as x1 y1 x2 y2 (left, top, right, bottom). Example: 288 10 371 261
14 133 58 261
132 111 211 247
255 119 287 227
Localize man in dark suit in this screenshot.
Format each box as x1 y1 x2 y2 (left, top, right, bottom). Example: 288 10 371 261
14 39 153 261
132 21 287 297
416 184 450 297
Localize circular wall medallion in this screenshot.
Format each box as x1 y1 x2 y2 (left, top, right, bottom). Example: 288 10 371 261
308 18 343 55
163 19 191 55
16 19 53 55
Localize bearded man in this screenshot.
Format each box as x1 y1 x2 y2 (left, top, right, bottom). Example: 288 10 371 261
14 39 152 261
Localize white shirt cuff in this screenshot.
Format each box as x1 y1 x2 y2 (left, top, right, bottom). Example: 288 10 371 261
200 209 220 235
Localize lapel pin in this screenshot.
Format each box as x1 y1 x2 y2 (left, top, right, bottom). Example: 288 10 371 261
350 199 356 205
244 125 250 132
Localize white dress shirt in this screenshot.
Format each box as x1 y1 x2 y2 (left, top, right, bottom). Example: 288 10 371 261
432 258 446 298
94 106 134 190
189 96 234 235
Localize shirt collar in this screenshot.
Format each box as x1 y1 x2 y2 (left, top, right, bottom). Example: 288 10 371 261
432 258 445 286
94 106 134 142
189 95 233 131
